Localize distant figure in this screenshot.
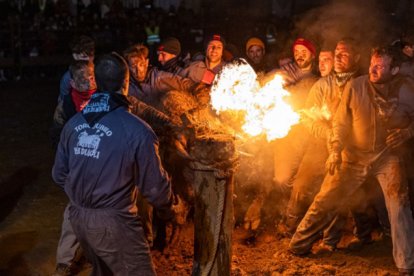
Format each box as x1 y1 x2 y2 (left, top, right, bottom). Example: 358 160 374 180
391 35 414 79
245 37 271 74
157 37 185 75
50 60 96 276
58 35 95 104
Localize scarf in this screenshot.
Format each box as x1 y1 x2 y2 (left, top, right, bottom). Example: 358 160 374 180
161 57 184 75
82 92 130 127
335 71 357 88
369 77 403 122
71 88 96 112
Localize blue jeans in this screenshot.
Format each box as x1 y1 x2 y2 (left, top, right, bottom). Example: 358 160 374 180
289 154 414 270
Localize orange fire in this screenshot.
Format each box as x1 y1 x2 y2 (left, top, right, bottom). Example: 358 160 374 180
211 61 300 141
300 104 331 122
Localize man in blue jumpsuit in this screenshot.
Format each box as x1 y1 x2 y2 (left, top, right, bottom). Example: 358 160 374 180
52 53 175 275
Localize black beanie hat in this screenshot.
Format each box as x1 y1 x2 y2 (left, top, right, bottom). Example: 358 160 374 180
205 34 226 49
158 37 181 56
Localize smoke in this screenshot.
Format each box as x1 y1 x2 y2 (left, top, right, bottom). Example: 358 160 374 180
292 0 399 68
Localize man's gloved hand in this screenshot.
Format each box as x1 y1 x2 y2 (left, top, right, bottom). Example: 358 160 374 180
325 141 342 175
156 205 176 224
192 83 211 108
326 128 333 143
386 128 412 149
172 133 194 161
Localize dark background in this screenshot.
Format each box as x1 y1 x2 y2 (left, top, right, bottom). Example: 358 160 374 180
0 1 411 274
0 0 413 82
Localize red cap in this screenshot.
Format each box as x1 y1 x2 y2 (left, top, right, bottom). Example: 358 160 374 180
205 34 226 49
292 38 316 56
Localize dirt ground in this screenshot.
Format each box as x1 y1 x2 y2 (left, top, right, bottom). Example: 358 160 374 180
0 79 401 275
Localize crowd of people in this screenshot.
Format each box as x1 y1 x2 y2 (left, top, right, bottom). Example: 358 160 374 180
49 25 414 275
32 1 414 276
0 0 292 82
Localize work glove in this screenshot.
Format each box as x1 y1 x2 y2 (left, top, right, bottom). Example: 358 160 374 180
156 202 177 224
156 194 185 225
325 141 342 175
326 128 333 143
386 128 412 149
172 133 194 161
192 83 211 108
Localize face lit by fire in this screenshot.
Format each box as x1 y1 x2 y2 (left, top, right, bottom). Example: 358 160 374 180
71 64 96 92
247 45 265 65
369 54 398 84
318 51 334 77
128 56 148 82
293 44 314 70
206 40 223 66
334 42 359 73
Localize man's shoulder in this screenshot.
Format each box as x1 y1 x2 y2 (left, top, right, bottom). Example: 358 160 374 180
350 74 368 84
114 108 156 136
347 75 369 90
60 69 70 82
187 60 207 69
310 74 334 92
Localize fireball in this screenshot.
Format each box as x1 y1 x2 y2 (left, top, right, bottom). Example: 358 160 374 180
211 60 300 141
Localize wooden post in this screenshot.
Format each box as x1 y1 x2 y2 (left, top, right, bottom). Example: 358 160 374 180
189 134 236 276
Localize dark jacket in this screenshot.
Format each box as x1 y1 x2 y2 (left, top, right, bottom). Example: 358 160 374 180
128 66 196 107
159 57 185 75
58 70 71 103
52 92 173 215
181 59 227 84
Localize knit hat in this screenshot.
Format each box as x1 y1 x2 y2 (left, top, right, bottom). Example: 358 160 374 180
246 37 265 52
292 38 316 57
205 34 226 49
158 37 181 56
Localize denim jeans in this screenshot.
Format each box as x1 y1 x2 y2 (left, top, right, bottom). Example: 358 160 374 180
289 154 414 270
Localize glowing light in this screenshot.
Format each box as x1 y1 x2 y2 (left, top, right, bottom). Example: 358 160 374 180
300 104 331 122
211 60 300 141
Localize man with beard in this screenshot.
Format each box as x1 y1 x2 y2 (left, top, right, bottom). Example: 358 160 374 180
123 44 198 108
123 44 210 251
289 46 414 275
245 37 271 74
51 60 97 276
58 36 95 104
157 37 185 75
281 38 381 252
243 37 318 232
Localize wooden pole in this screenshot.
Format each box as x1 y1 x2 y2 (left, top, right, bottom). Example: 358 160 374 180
189 135 236 276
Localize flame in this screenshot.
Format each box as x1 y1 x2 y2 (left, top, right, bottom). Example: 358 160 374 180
300 104 331 122
211 60 300 141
